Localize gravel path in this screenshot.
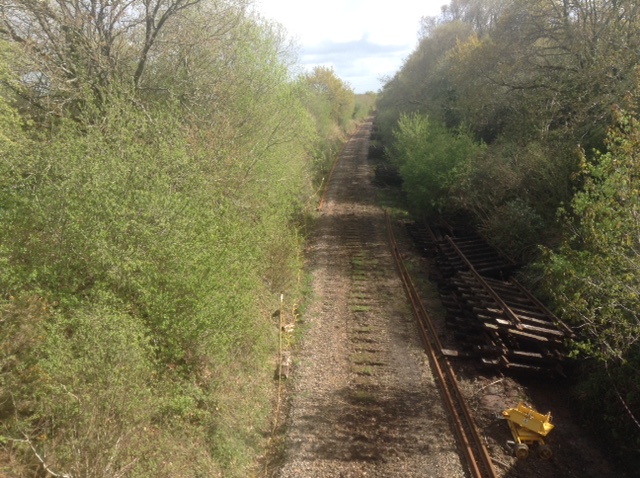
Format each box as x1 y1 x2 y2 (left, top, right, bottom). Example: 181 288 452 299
274 120 466 478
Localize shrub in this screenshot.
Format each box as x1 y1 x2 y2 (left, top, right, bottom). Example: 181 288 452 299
391 113 482 216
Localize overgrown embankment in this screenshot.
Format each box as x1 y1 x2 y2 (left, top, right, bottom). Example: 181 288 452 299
375 0 640 470
0 1 374 476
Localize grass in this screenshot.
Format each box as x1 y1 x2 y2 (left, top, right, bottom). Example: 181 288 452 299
352 390 377 404
350 304 371 312
351 364 374 376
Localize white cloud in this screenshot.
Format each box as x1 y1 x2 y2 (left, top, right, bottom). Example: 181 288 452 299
256 0 447 92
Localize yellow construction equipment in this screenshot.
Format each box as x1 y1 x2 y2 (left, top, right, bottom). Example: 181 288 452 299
502 401 554 460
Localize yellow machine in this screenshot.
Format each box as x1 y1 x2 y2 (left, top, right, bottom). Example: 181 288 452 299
502 402 554 460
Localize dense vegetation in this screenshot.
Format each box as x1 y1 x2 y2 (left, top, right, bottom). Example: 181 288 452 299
0 1 372 476
376 0 640 468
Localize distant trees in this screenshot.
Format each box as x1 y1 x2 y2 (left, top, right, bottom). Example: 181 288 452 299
300 66 357 180
303 66 355 130
377 0 640 352
354 92 376 121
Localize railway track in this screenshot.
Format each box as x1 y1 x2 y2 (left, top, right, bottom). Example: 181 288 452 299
405 222 574 374
386 212 498 478
284 120 497 478
276 117 618 478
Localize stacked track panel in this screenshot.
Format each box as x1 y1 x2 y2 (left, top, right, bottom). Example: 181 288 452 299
405 221 573 375
448 271 568 373
438 234 517 279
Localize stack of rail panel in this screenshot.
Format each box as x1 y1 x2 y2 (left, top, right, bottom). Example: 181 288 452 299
449 270 569 373
405 221 573 375
405 221 436 256
437 234 517 280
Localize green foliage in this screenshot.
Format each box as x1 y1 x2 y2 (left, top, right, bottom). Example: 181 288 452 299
298 67 357 186
571 353 640 472
353 92 376 121
391 113 482 216
480 198 544 259
542 103 640 363
0 2 333 474
0 96 280 475
453 139 578 258
376 19 475 143
377 0 640 255
303 66 356 133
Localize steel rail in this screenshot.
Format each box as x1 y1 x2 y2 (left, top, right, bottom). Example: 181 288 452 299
385 211 498 478
511 279 575 337
446 236 524 330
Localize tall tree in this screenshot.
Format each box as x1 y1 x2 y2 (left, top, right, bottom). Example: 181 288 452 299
0 0 249 114
303 66 355 130
544 99 640 362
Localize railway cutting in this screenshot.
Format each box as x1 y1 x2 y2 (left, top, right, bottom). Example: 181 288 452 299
271 118 621 478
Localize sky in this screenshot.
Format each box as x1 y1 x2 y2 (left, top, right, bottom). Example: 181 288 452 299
254 0 448 93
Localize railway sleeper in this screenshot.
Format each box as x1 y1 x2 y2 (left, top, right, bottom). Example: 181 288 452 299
489 317 565 340
475 306 567 341
475 266 515 279
442 343 500 359
435 262 458 277
511 321 565 338
507 306 553 320
507 349 558 364
447 316 490 332
452 255 504 267
501 358 546 373
450 279 487 293
440 295 464 310
460 252 505 263
452 237 494 247
460 288 495 302
460 256 506 269
441 258 467 270
512 314 563 331
481 357 503 368
493 292 536 306
484 322 551 344
461 293 495 306
454 331 491 345
460 260 512 276
475 309 504 319
483 307 558 334
445 315 474 327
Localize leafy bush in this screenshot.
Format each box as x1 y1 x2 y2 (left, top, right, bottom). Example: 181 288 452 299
0 50 315 478
542 104 640 363
480 198 544 260
391 113 482 216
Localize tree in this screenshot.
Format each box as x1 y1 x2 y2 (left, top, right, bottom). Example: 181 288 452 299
378 0 640 257
303 66 355 130
391 113 482 216
543 99 640 363
0 0 249 114
0 3 323 475
377 19 475 135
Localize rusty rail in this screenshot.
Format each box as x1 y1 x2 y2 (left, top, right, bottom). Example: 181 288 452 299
386 211 498 478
